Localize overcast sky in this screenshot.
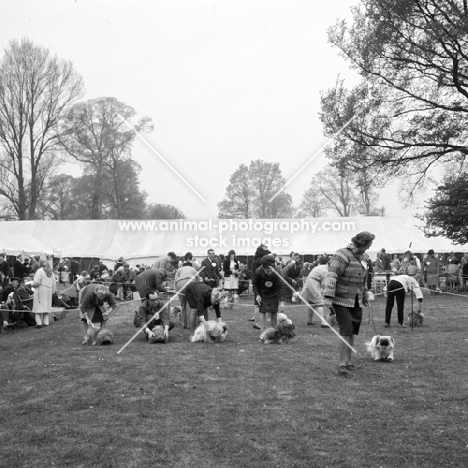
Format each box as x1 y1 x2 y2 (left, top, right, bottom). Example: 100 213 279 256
0 0 423 219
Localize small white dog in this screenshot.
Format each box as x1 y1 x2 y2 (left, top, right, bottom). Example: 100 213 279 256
190 320 228 343
365 335 395 362
277 312 293 325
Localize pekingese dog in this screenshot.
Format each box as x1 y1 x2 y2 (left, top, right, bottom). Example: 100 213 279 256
87 325 114 345
190 320 228 343
365 335 395 362
148 325 167 344
260 321 296 344
407 310 424 327
277 312 293 325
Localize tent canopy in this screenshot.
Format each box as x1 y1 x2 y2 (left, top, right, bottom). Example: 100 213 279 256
0 217 465 263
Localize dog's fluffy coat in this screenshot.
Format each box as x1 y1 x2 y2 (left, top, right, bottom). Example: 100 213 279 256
365 335 395 362
149 325 167 344
407 310 424 327
190 320 228 343
260 321 296 344
87 326 114 345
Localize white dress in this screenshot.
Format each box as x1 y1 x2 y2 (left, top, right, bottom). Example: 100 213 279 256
32 268 56 313
224 260 239 290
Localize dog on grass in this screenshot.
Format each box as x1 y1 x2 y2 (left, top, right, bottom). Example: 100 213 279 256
148 325 167 344
86 325 114 345
277 312 293 326
190 320 228 343
260 321 296 344
365 335 395 362
407 310 424 327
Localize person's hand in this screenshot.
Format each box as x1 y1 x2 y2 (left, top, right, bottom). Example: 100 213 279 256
323 297 333 307
256 295 262 305
164 326 169 342
292 280 297 286
86 318 94 327
279 301 285 312
146 328 155 339
154 312 160 320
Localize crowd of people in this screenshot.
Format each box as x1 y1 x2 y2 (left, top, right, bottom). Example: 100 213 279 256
1 242 466 375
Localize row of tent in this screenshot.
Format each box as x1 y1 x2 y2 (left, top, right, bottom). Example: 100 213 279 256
0 217 465 265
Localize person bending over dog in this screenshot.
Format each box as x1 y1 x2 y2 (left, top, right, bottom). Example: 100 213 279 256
252 255 287 335
384 274 423 328
135 268 170 302
134 291 175 342
184 282 225 341
79 284 116 345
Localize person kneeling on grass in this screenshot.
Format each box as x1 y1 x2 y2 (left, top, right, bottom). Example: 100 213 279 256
184 282 225 341
79 284 116 345
252 255 286 336
134 291 174 342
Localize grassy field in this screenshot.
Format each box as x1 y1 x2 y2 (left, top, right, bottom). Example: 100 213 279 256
1 291 468 468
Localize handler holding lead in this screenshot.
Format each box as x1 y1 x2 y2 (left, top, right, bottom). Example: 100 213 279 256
323 231 375 376
252 255 286 335
384 274 423 328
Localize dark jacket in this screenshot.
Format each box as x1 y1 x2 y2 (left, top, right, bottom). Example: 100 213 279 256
223 257 240 276
252 266 287 301
185 282 220 318
200 257 221 281
133 298 168 329
251 246 271 273
135 269 167 298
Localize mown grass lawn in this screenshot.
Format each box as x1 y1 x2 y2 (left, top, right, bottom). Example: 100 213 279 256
1 292 467 468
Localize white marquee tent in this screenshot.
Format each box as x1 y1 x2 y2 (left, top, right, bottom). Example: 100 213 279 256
0 217 465 264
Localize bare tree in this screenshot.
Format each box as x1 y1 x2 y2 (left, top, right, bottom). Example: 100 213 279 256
0 38 84 219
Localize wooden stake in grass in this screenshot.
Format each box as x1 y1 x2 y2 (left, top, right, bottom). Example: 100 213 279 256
117 267 205 354
269 267 357 354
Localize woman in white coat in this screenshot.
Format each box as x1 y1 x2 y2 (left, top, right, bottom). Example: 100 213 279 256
32 260 56 328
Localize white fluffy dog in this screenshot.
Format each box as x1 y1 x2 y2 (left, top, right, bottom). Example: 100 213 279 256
365 335 395 362
190 320 228 343
277 312 293 325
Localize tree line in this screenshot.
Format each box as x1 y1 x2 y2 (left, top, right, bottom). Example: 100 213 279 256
0 38 185 220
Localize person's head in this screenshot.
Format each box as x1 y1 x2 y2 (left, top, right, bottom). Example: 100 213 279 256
10 277 20 288
318 256 328 265
94 284 109 300
81 270 89 277
146 291 159 302
117 256 124 263
93 265 99 271
410 259 416 265
210 288 226 305
24 257 30 264
428 249 435 256
184 252 193 262
167 252 177 262
350 231 375 254
381 248 386 253
228 249 236 259
123 262 130 271
40 260 51 270
261 255 276 275
0 253 5 263
207 249 215 260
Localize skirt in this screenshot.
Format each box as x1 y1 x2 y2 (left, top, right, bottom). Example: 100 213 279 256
223 275 239 290
258 294 279 315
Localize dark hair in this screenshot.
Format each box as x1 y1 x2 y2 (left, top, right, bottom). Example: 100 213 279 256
428 249 434 255
146 291 158 299
167 252 177 260
318 256 328 265
351 231 375 248
184 252 193 261
228 249 236 257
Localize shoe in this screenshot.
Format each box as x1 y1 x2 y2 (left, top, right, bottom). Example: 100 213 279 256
345 364 356 370
248 317 255 322
337 365 348 375
36 324 43 329
321 324 328 328
81 338 88 345
253 324 261 330
398 323 408 328
383 323 390 328
307 322 315 326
